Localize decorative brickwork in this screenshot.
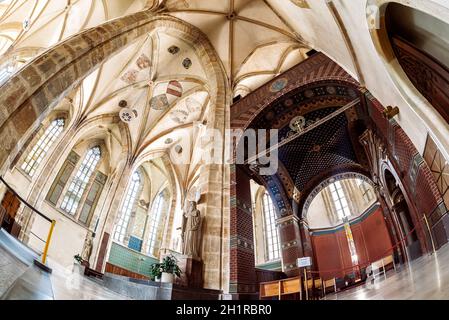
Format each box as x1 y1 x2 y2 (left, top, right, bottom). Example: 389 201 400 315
229 165 257 296
365 94 449 249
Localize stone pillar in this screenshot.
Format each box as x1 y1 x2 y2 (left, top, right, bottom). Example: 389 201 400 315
229 165 257 299
93 164 133 272
276 214 304 277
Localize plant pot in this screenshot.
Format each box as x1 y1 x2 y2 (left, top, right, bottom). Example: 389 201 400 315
72 262 85 276
161 272 174 283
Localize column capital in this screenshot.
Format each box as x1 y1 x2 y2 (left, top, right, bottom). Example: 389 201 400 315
275 214 300 226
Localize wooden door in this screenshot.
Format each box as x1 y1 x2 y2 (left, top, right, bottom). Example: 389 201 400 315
1 190 21 233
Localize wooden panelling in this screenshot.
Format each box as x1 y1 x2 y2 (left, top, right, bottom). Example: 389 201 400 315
351 224 369 266
105 262 149 280
311 208 393 279
312 233 343 279
361 209 393 261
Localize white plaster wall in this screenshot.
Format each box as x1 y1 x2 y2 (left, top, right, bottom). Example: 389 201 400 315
306 193 332 229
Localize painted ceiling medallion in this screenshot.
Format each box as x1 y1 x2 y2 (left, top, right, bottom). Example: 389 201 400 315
270 78 288 93
149 94 169 110
166 80 183 97
284 99 294 107
326 86 337 95
121 69 139 84
168 45 180 55
310 144 322 153
118 100 128 108
185 97 201 113
136 54 151 70
290 0 310 9
182 58 192 69
290 115 306 132
170 109 189 124
119 108 137 123
304 89 315 98
174 145 183 154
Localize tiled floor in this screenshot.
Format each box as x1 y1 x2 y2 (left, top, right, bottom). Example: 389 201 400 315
326 245 449 300
0 246 28 297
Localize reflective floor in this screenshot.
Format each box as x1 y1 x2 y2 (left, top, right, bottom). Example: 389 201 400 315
49 260 129 300
3 233 449 299
326 244 449 300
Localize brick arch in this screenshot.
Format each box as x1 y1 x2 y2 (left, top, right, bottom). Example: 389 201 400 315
0 11 228 171
302 168 375 219
230 52 360 133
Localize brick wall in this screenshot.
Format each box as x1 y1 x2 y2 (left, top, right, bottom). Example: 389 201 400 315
366 94 449 249
229 165 257 295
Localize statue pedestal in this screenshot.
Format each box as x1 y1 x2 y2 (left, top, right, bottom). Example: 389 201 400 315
177 255 203 289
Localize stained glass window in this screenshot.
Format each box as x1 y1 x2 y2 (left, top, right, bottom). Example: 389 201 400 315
147 190 168 255
329 181 351 220
60 147 101 215
262 192 280 261
113 171 142 243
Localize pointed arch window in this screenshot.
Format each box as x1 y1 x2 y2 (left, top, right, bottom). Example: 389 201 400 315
329 181 351 220
113 171 142 243
147 189 169 256
21 118 65 177
262 192 280 261
61 146 101 215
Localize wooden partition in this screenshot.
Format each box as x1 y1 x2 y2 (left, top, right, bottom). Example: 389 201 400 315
105 262 149 280
259 276 302 300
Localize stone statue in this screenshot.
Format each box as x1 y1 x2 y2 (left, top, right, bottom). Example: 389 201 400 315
181 201 202 259
81 236 93 262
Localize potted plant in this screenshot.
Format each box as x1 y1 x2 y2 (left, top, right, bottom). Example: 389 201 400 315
73 254 85 275
149 262 162 282
160 254 181 283
74 254 83 264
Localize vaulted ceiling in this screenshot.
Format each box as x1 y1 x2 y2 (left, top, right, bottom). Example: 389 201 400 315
162 0 309 95
1 0 444 193
249 81 364 197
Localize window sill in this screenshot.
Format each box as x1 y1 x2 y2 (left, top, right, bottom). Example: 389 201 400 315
12 167 33 183
43 199 93 232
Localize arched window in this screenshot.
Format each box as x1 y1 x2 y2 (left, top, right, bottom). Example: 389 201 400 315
0 61 15 84
113 171 142 243
61 146 101 215
357 180 374 203
329 181 351 220
21 118 65 177
147 189 168 256
262 192 280 261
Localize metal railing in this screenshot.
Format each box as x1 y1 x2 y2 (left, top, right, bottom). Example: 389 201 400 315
0 176 56 265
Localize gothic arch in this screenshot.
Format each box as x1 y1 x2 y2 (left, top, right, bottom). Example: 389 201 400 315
230 53 360 134
0 11 229 172
302 170 375 219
